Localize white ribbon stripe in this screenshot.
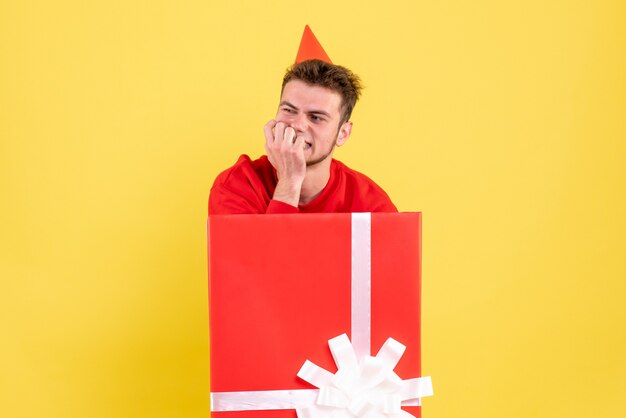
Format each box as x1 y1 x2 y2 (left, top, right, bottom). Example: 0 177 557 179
210 389 319 411
210 213 433 415
351 213 371 359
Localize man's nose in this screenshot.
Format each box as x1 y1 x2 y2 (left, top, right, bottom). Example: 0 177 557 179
287 113 307 133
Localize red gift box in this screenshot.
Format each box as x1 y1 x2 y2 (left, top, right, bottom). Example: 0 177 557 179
208 213 431 417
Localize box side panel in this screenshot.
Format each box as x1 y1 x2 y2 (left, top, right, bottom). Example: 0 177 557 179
371 212 422 417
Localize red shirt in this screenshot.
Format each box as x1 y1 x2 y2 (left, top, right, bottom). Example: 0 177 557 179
209 155 397 214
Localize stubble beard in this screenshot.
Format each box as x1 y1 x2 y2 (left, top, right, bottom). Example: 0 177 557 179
305 144 336 167
305 125 342 167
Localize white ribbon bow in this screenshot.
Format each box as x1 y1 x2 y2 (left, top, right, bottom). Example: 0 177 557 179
297 333 433 418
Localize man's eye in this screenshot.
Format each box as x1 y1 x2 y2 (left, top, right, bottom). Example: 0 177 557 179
310 115 324 122
282 108 295 113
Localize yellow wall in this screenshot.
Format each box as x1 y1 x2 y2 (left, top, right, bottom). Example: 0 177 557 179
1 1 625 417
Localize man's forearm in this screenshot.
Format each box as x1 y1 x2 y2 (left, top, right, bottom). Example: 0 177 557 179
272 180 301 208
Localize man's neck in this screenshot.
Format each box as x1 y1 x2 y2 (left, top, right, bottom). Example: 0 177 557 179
299 158 333 205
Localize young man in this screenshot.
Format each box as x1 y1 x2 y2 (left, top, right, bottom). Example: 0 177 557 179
209 28 396 215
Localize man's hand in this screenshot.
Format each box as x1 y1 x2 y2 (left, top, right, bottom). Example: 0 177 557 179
264 119 306 207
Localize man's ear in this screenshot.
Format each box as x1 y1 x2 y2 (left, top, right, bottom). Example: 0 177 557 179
336 121 352 147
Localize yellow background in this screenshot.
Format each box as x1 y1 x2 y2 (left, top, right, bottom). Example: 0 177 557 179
1 1 625 417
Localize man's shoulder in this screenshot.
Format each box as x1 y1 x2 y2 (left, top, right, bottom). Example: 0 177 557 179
332 159 387 191
209 155 276 215
213 154 273 186
330 159 397 212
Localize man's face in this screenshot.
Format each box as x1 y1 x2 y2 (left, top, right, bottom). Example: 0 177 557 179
276 79 351 167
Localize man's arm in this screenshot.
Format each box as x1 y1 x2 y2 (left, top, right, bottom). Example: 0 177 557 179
264 120 305 208
208 121 308 215
208 154 302 215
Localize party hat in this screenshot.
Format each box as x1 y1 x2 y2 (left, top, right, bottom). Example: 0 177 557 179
295 25 332 64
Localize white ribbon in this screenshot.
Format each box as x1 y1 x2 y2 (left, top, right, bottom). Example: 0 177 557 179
210 213 433 415
351 213 371 359
210 389 319 411
296 334 433 418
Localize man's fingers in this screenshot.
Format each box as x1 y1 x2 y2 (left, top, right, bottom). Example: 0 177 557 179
274 122 286 144
284 127 296 144
294 134 305 151
264 120 277 145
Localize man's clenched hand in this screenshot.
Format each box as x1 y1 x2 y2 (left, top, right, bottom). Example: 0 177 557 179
264 119 306 207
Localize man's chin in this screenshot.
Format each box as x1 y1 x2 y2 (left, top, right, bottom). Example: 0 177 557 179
305 153 333 168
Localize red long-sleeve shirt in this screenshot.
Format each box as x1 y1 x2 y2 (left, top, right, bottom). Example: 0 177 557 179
209 155 397 215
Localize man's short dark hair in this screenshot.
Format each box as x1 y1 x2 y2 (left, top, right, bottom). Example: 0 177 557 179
282 59 363 124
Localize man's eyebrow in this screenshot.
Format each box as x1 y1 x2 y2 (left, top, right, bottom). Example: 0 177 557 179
309 110 331 117
279 101 298 110
279 101 331 118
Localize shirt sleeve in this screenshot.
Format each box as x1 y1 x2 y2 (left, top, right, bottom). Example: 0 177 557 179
266 200 300 214
372 197 398 213
209 185 300 215
209 182 263 214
